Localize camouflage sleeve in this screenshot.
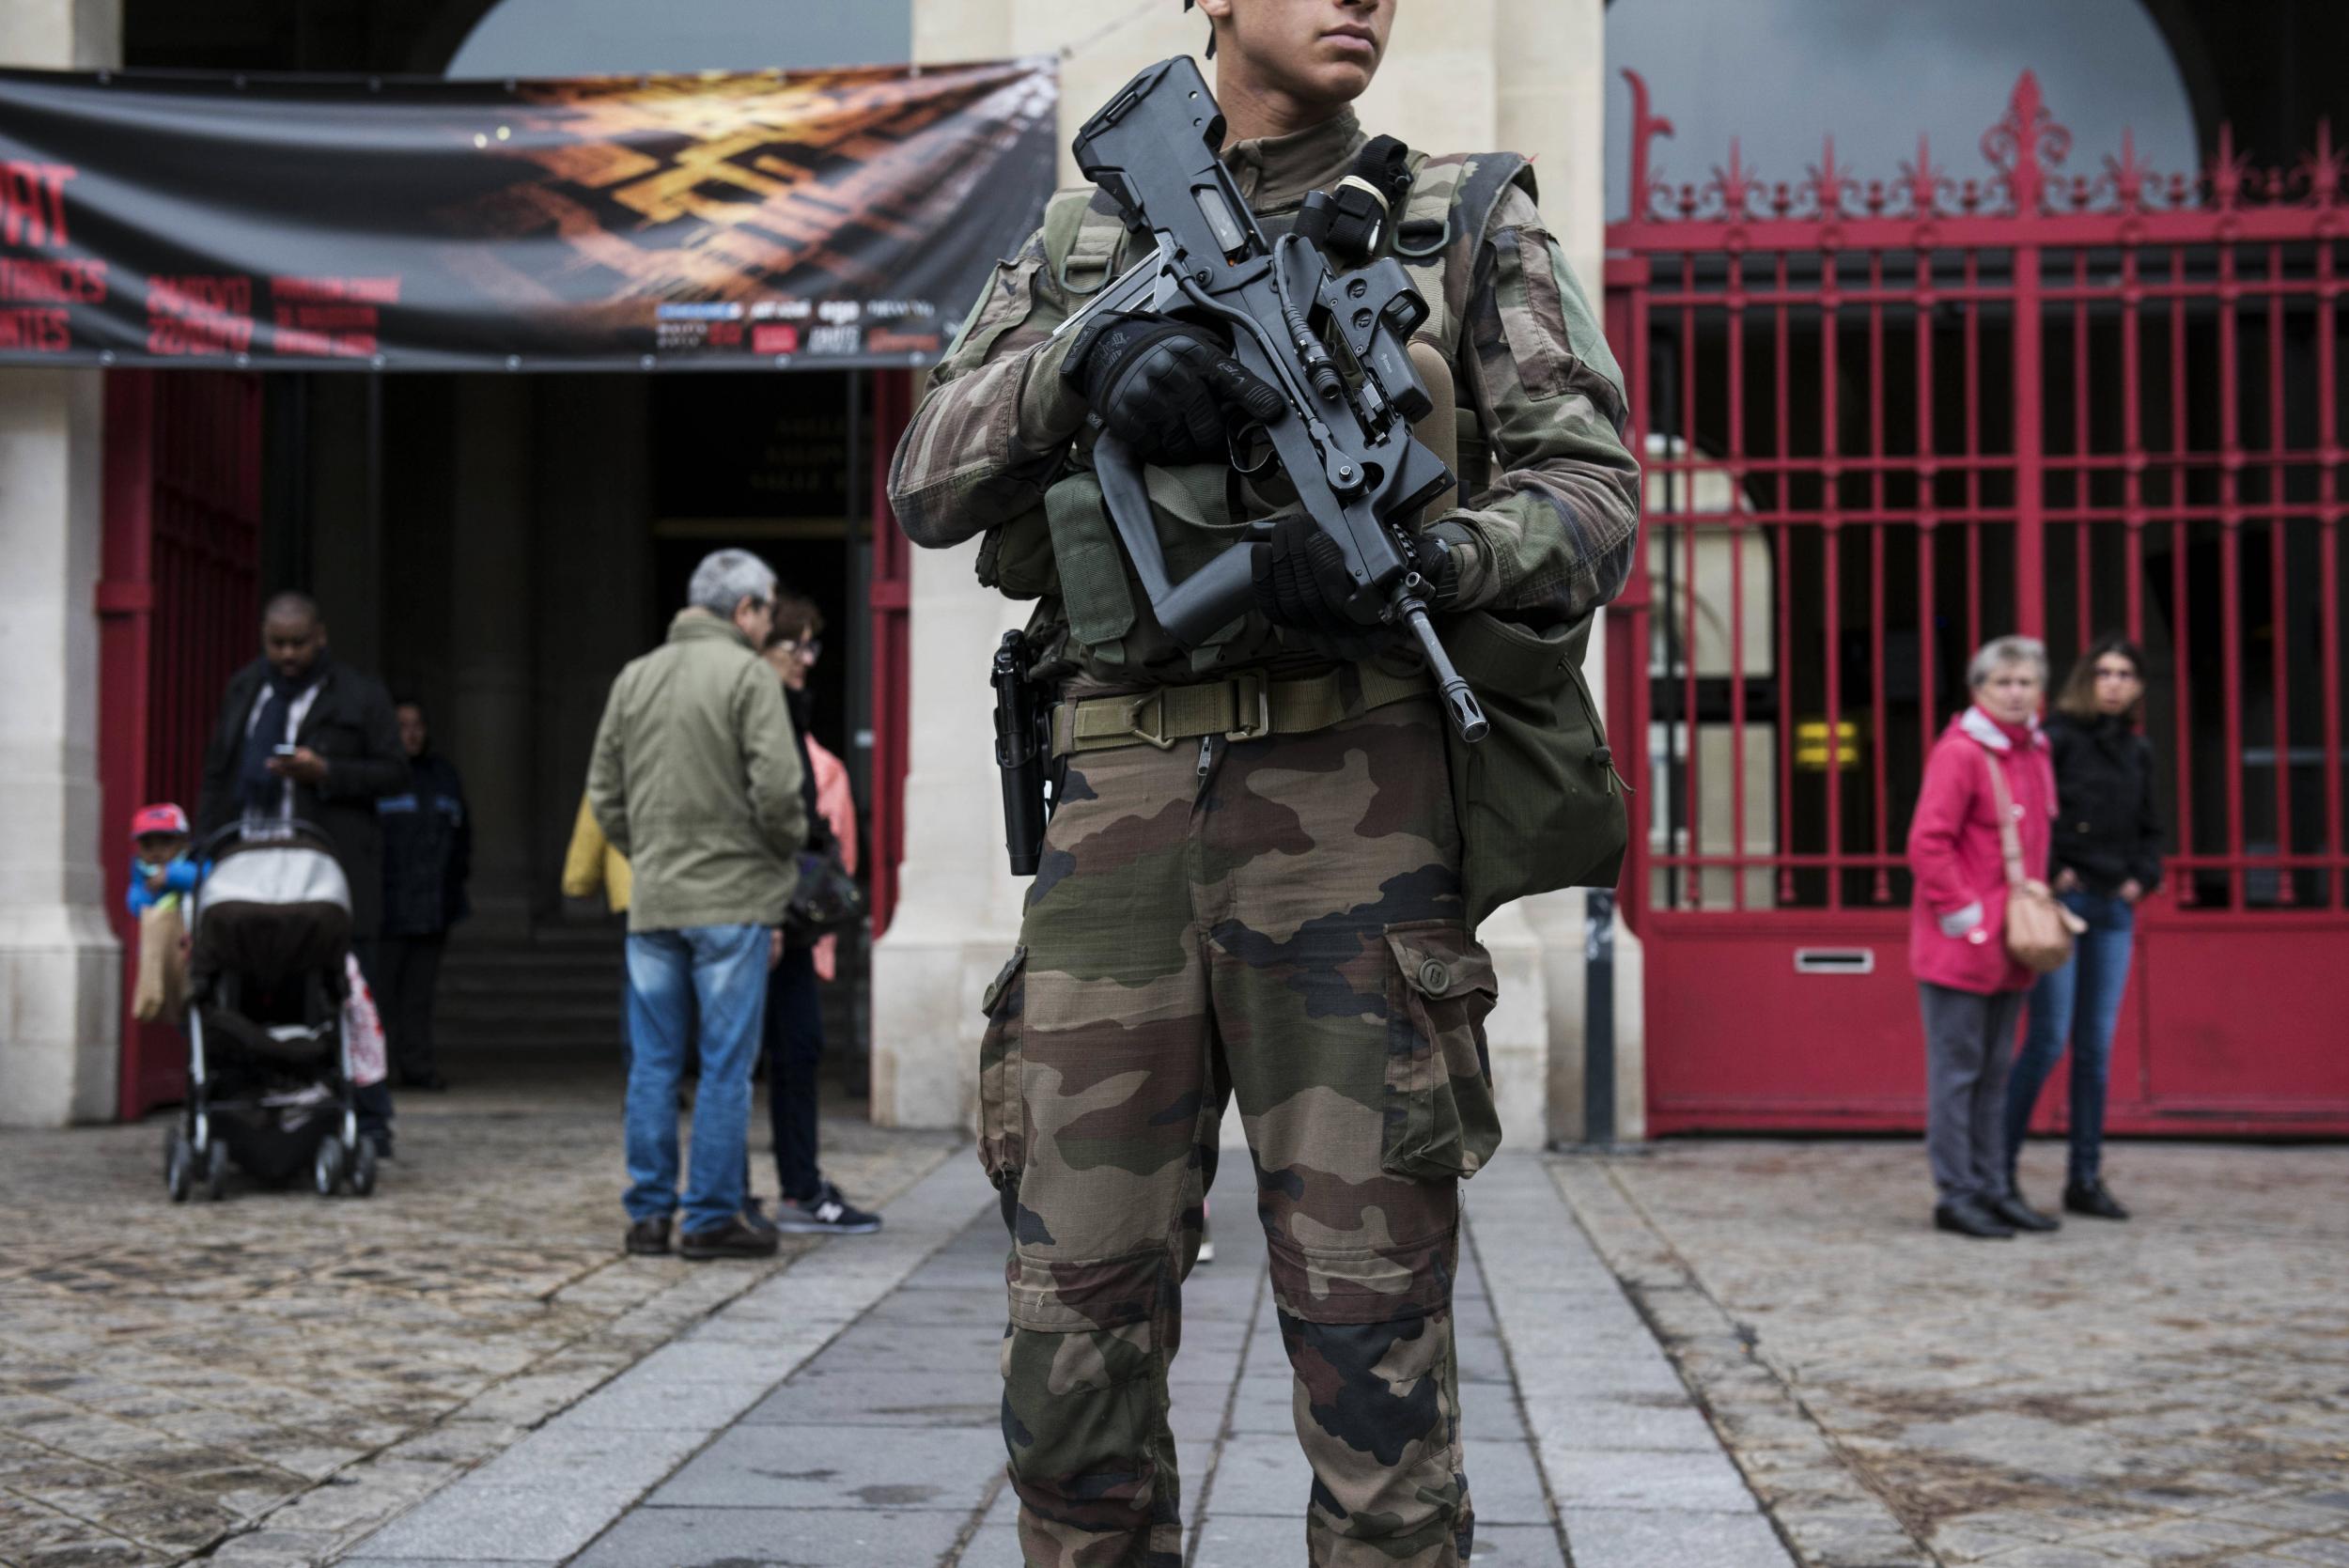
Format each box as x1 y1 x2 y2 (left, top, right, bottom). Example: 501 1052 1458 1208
1439 186 1641 621
886 207 1093 550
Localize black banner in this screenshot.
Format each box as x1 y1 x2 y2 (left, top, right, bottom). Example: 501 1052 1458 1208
0 58 1056 371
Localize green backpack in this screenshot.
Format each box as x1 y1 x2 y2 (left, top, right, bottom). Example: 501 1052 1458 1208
1388 153 1631 931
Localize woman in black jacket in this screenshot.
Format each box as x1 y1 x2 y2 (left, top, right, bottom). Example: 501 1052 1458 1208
2003 633 2163 1220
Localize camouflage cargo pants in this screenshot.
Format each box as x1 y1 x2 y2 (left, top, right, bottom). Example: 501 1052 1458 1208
976 696 1503 1568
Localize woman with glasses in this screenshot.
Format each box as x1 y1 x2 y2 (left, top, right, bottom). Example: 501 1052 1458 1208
755 597 880 1235
2003 633 2164 1221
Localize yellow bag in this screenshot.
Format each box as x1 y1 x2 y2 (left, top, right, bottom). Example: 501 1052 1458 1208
132 899 186 1023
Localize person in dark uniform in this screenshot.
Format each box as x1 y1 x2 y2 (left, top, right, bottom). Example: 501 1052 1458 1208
375 697 473 1092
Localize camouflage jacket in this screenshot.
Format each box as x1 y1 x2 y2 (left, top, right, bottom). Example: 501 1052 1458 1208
886 105 1641 688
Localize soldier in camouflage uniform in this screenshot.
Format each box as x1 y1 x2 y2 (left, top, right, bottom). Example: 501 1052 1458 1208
888 2 1640 1563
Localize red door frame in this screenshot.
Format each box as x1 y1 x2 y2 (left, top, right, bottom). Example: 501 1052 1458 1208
98 370 263 1120
1608 71 2349 1136
867 369 915 936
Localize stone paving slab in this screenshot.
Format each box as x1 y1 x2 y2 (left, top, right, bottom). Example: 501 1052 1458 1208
514 1143 1793 1568
570 1505 972 1567
341 1150 994 1563
1470 1157 1798 1567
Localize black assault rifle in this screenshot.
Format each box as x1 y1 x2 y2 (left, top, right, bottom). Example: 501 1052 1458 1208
1056 56 1489 743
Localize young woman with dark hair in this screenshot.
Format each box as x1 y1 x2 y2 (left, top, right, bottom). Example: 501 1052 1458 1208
755 594 879 1235
2003 633 2164 1221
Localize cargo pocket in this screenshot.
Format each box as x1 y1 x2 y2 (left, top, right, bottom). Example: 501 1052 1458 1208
977 946 1029 1189
1380 923 1502 1180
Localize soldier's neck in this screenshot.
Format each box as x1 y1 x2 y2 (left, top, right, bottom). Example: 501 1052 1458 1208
1212 66 1347 147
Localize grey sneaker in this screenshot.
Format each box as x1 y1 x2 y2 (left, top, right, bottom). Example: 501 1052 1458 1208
774 1181 881 1235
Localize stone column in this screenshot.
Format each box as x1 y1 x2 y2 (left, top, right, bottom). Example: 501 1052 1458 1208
0 2 123 1128
0 372 117 1126
1498 0 1646 1143
868 538 1030 1128
445 378 537 937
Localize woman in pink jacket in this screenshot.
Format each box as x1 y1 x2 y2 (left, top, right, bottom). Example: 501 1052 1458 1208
1906 635 2063 1240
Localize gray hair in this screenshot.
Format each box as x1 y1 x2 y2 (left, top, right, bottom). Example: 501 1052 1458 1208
1968 634 2048 689
686 550 776 619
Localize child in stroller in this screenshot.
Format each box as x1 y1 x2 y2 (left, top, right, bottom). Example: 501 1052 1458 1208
163 820 386 1201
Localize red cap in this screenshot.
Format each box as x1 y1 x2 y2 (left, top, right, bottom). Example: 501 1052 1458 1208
131 802 190 839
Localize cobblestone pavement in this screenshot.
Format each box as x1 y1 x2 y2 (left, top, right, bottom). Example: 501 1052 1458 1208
1553 1140 2349 1568
0 1054 957 1568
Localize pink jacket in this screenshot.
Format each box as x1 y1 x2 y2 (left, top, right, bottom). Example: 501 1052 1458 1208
1906 706 2058 994
808 737 856 983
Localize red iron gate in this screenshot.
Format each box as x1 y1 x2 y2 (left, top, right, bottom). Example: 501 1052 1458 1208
1605 71 2349 1136
99 370 264 1119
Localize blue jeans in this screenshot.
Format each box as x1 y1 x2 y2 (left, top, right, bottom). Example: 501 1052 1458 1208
2005 889 2136 1188
624 924 770 1234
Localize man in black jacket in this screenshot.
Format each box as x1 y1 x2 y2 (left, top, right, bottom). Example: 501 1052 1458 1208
376 697 473 1092
196 591 408 1149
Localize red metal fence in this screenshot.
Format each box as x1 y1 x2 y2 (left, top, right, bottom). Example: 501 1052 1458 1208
1605 71 2349 1135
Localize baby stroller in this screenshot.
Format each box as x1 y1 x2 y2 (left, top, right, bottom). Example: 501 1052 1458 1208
163 819 380 1201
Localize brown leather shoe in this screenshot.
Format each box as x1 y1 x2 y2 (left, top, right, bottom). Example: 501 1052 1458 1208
678 1213 780 1261
624 1217 672 1256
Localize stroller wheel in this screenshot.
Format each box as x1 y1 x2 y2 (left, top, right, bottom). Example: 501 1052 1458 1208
204 1139 230 1202
314 1134 347 1197
164 1128 194 1203
348 1137 379 1198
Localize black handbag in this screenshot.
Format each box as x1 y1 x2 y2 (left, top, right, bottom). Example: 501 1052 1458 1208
785 848 864 939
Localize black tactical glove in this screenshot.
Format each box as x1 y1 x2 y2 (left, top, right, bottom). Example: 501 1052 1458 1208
1252 515 1387 657
1408 525 1467 610
1062 311 1283 463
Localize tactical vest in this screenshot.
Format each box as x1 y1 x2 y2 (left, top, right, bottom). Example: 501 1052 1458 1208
977 149 1532 655
980 147 1627 925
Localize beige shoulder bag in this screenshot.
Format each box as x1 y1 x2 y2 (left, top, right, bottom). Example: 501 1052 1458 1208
1984 748 2084 974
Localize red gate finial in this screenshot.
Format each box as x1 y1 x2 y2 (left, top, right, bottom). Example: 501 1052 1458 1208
1807 134 1855 218
1711 138 1761 221
2309 121 2345 208
1624 69 1675 222
1899 133 1948 217
2203 122 2250 211
2103 127 2154 212
1982 70 2072 214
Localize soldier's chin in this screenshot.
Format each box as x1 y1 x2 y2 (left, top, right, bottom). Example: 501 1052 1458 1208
1299 56 1377 103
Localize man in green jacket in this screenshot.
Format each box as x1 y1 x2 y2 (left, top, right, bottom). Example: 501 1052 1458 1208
588 550 807 1261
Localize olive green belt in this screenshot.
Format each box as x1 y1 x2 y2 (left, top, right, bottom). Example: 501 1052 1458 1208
1051 663 1433 756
